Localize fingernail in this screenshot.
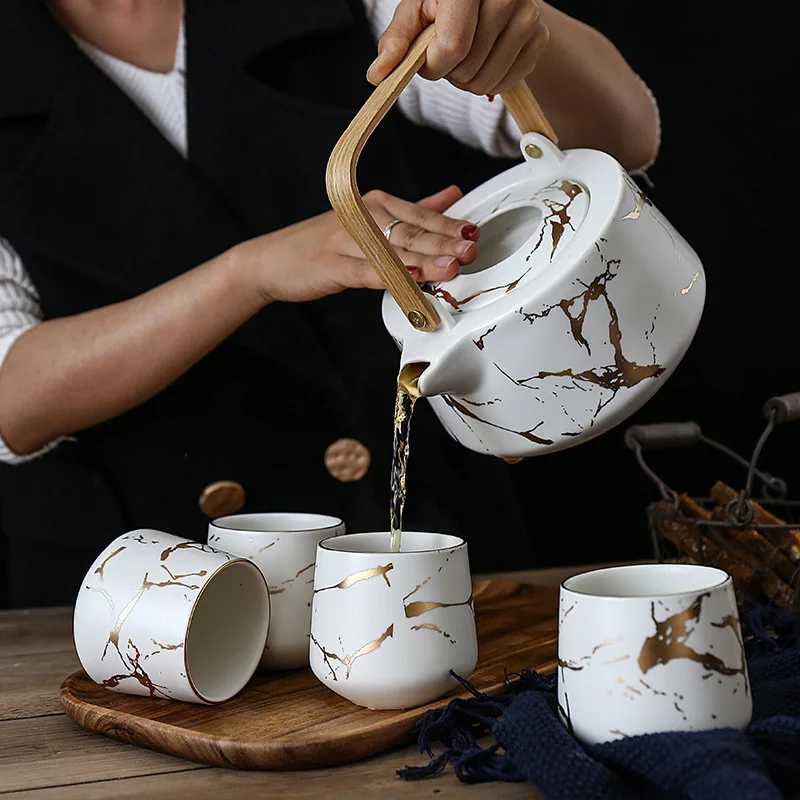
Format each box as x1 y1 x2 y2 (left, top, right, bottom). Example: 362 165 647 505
487 94 495 102
454 241 475 257
434 256 457 269
460 224 479 241
407 266 420 275
366 58 380 81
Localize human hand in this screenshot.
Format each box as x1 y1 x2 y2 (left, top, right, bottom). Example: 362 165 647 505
235 185 480 304
367 0 549 96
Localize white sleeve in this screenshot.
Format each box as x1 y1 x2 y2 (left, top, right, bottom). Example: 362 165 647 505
364 0 522 159
363 1 661 169
0 237 61 464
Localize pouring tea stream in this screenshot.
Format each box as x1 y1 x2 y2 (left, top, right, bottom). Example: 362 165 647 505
328 26 705 546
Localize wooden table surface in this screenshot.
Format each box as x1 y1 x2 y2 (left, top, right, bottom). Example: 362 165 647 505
0 563 615 800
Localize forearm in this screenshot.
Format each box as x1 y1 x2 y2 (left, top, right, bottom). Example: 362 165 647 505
0 247 266 456
530 3 659 170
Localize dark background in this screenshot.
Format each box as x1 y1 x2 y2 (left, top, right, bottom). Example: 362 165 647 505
0 5 796 604
511 2 800 567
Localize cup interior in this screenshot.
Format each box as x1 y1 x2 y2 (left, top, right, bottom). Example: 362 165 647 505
185 560 269 702
563 563 729 598
211 512 342 533
319 531 463 554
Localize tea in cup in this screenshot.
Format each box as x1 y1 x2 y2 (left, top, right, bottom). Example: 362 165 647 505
310 531 477 709
73 530 270 704
558 563 751 744
208 512 345 670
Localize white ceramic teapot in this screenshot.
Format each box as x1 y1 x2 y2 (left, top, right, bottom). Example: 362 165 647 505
328 29 704 460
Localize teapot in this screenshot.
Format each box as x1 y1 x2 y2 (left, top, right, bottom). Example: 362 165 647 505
327 28 704 460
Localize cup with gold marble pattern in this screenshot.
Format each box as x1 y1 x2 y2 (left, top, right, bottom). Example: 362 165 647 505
208 512 345 670
558 563 752 745
73 530 270 704
309 531 477 709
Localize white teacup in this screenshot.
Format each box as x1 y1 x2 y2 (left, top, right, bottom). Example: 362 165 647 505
74 530 270 704
208 513 345 670
558 563 752 745
309 531 477 709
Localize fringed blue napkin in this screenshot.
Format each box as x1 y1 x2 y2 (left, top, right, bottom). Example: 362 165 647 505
398 605 800 800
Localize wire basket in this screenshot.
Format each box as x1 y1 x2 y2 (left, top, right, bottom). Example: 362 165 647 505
626 393 800 612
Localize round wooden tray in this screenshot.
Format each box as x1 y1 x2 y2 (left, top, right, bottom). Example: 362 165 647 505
60 580 558 770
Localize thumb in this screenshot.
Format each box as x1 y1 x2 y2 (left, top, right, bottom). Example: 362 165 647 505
367 0 433 85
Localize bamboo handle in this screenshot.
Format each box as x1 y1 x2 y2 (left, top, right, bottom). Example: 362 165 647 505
326 26 558 333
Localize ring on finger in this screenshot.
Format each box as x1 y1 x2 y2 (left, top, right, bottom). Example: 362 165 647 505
383 218 402 243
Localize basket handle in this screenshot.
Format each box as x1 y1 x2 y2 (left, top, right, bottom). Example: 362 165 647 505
326 26 558 333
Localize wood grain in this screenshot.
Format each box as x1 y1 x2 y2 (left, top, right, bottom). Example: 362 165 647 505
0 650 80 719
59 581 558 771
499 81 559 144
3 753 539 800
0 715 203 793
0 607 75 658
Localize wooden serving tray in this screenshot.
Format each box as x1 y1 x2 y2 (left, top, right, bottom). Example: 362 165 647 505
60 580 558 770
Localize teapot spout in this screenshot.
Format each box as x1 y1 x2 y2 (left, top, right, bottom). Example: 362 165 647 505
398 348 481 399
398 362 428 399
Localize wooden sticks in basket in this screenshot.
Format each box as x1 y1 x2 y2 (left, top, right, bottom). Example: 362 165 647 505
652 481 800 611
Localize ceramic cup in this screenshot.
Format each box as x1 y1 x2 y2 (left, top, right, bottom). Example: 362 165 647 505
208 513 345 670
558 563 752 745
309 532 477 709
73 530 270 704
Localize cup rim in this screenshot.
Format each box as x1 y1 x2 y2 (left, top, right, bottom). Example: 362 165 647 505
184 557 270 703
210 512 344 534
561 562 730 599
318 531 465 555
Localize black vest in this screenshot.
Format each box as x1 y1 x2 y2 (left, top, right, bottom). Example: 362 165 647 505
0 0 537 607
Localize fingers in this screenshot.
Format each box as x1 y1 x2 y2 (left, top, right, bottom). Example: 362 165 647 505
380 191 465 239
343 251 460 292
422 0 480 80
394 248 462 283
417 185 464 212
490 20 549 95
445 2 514 87
367 0 433 85
387 222 478 263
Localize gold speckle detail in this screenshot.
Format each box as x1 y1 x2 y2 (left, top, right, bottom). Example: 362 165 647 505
313 563 394 594
404 593 473 619
425 269 531 311
528 180 584 260
680 271 701 295
557 659 584 672
473 325 497 350
159 541 222 562
85 585 114 613
310 624 394 679
513 244 664 422
411 623 457 643
591 638 618 654
638 595 748 687
101 570 203 664
94 547 125 582
443 395 553 445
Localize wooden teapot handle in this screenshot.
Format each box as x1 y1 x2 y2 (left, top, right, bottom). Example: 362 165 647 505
326 26 558 333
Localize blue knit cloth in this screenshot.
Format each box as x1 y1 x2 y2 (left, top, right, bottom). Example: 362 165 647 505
398 605 800 800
